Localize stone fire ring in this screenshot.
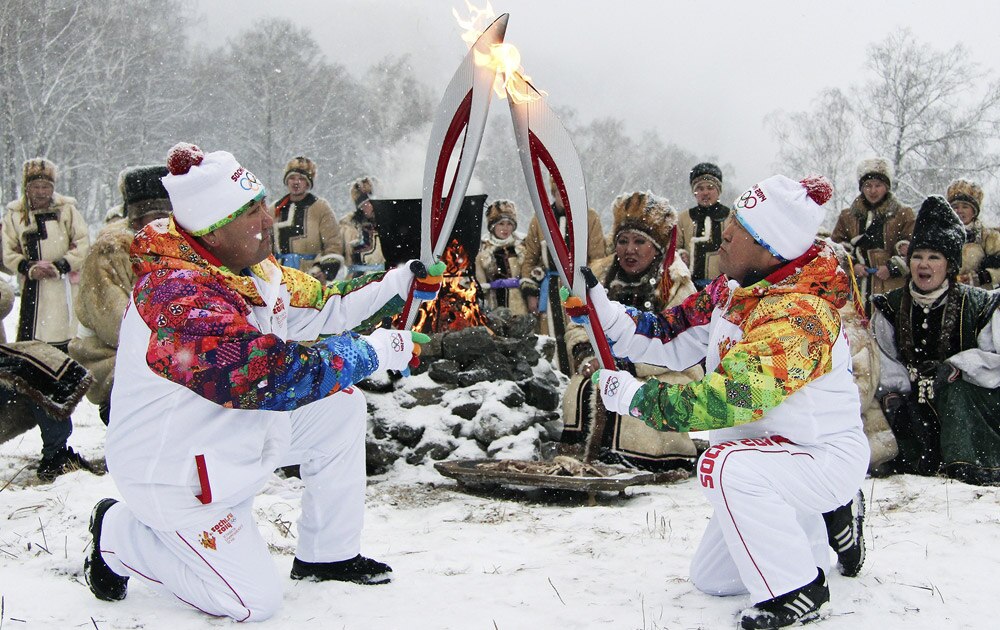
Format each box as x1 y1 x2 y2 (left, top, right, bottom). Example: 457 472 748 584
434 459 664 494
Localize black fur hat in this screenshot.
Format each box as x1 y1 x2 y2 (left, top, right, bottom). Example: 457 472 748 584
120 165 170 205
908 195 965 273
689 162 723 193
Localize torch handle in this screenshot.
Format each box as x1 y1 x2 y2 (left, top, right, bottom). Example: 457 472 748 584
399 282 422 331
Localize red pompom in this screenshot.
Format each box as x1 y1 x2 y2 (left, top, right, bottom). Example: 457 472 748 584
800 175 833 206
166 142 204 176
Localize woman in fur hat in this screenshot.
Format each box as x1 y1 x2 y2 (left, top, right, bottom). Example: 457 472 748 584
945 178 1000 289
832 157 915 311
68 165 172 426
341 176 385 279
270 156 345 284
872 196 1000 485
560 191 703 471
474 199 526 315
2 158 90 350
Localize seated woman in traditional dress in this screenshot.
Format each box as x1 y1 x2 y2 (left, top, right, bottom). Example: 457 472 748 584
872 195 1000 485
561 191 703 471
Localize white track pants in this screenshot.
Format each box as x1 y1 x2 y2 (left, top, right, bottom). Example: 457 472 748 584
689 434 867 604
98 391 367 621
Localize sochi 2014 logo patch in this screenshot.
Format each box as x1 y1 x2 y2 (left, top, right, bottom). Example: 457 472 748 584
198 531 217 550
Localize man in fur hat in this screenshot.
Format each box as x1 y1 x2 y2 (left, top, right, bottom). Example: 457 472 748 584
676 162 733 289
832 158 915 310
585 176 868 628
69 165 173 426
270 156 345 284
2 158 90 351
519 176 606 374
84 143 441 620
342 176 385 279
475 199 527 315
561 191 703 471
945 178 1000 289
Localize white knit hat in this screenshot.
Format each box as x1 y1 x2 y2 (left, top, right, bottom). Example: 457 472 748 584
733 174 832 261
161 143 266 236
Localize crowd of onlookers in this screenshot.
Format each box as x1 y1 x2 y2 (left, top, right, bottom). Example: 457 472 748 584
1 153 998 486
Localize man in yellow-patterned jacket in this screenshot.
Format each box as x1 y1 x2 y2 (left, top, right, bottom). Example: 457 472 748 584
586 175 869 630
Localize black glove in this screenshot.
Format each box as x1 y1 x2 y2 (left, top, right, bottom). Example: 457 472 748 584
580 266 599 289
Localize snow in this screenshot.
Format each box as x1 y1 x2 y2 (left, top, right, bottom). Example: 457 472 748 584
2 395 999 628
3 306 1000 629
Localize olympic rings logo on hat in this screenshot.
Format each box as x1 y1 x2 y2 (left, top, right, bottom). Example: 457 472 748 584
240 171 263 192
736 189 757 209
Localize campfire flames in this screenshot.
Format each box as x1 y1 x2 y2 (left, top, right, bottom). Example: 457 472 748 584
412 239 491 333
453 0 543 104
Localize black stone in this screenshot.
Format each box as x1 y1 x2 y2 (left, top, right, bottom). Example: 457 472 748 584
388 423 425 448
523 379 561 411
366 438 401 475
499 385 525 408
452 402 480 420
428 359 460 384
507 314 537 339
456 368 493 387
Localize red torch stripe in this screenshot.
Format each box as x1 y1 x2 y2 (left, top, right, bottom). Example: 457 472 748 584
431 89 474 250
527 130 575 283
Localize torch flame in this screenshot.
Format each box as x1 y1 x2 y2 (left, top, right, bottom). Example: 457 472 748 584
453 1 544 104
410 239 491 333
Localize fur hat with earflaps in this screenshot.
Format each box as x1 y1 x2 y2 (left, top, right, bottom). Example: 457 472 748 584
857 157 893 190
283 156 316 188
908 195 965 274
689 162 723 194
161 142 266 236
945 178 983 220
119 165 171 224
611 191 678 253
23 158 57 187
350 176 375 209
486 199 517 231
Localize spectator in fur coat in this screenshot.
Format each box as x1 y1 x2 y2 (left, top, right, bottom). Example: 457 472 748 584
2 158 90 351
832 157 915 312
270 156 345 284
944 178 1000 290
474 199 527 315
69 165 172 426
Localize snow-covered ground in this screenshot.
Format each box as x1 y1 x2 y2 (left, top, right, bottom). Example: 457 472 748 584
4 395 1000 629
2 311 999 629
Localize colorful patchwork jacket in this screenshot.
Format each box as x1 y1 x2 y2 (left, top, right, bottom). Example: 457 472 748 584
608 241 866 447
105 217 413 529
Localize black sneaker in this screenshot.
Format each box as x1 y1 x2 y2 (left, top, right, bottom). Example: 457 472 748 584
85 498 129 601
290 555 392 585
823 489 865 577
739 569 829 629
37 446 101 482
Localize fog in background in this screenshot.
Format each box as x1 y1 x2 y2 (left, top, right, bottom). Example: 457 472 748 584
4 0 1000 230
194 0 1000 219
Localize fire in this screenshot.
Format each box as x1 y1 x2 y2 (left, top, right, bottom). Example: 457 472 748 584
412 239 491 333
452 1 544 104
